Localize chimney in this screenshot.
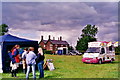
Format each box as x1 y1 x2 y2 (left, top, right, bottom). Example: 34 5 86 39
48 35 51 40
53 37 55 40
41 36 43 41
60 36 62 41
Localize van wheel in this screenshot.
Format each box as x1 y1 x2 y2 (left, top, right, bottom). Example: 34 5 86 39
98 59 102 64
110 58 114 62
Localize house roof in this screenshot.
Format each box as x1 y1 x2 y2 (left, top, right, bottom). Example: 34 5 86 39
50 40 68 45
39 40 47 44
42 40 47 44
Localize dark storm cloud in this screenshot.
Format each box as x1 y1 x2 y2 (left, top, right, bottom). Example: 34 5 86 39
2 2 99 29
2 2 118 45
3 2 118 27
86 2 118 22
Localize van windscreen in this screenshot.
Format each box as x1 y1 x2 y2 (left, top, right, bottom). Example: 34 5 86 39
86 47 100 53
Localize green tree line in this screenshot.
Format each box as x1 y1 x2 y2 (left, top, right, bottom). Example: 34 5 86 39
0 24 9 36
76 24 120 54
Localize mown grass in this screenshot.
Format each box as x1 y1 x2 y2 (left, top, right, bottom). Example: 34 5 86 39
1 54 119 78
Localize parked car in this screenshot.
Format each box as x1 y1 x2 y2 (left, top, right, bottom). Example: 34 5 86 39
68 50 82 55
75 50 82 55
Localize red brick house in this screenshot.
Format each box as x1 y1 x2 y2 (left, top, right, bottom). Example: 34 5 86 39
39 35 69 54
39 36 47 49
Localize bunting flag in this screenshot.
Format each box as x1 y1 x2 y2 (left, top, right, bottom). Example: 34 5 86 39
114 41 118 47
107 41 112 47
100 43 105 47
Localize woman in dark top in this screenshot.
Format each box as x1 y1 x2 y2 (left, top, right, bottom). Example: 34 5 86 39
36 47 45 78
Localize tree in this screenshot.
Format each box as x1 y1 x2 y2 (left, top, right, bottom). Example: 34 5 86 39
115 45 120 55
68 46 74 50
0 24 9 36
76 24 98 53
81 25 98 37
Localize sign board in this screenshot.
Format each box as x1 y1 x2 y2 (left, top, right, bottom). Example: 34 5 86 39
88 42 102 47
47 63 55 71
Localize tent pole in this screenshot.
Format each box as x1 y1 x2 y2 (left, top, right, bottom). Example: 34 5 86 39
0 43 3 73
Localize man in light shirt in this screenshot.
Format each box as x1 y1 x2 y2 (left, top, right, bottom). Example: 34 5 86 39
26 47 37 79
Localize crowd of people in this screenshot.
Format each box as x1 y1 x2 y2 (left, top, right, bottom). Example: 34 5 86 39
8 44 45 79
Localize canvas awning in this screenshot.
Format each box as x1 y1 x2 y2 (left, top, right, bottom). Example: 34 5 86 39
0 34 38 73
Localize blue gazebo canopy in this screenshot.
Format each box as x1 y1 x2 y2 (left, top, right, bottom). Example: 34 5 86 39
0 34 38 72
0 34 35 42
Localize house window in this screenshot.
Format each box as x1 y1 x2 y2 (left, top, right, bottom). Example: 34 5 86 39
100 47 105 54
109 46 112 51
44 45 46 48
50 44 53 50
50 44 53 47
50 47 53 50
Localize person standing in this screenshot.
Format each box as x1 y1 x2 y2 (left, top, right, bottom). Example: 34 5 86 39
26 47 37 79
10 45 20 77
21 48 28 74
8 50 12 72
36 47 45 78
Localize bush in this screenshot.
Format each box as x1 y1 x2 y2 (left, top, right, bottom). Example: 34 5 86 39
115 52 120 55
44 50 52 54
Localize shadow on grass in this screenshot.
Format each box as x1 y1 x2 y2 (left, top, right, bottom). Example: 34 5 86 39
83 61 119 65
45 74 61 78
45 76 54 78
105 61 120 64
44 72 62 78
96 61 119 65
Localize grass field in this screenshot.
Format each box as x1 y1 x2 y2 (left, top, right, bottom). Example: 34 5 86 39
1 54 119 78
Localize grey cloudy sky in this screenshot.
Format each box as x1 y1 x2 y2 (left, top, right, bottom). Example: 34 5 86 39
2 2 118 46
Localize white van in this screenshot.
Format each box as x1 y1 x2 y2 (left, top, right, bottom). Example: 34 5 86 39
82 41 118 64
